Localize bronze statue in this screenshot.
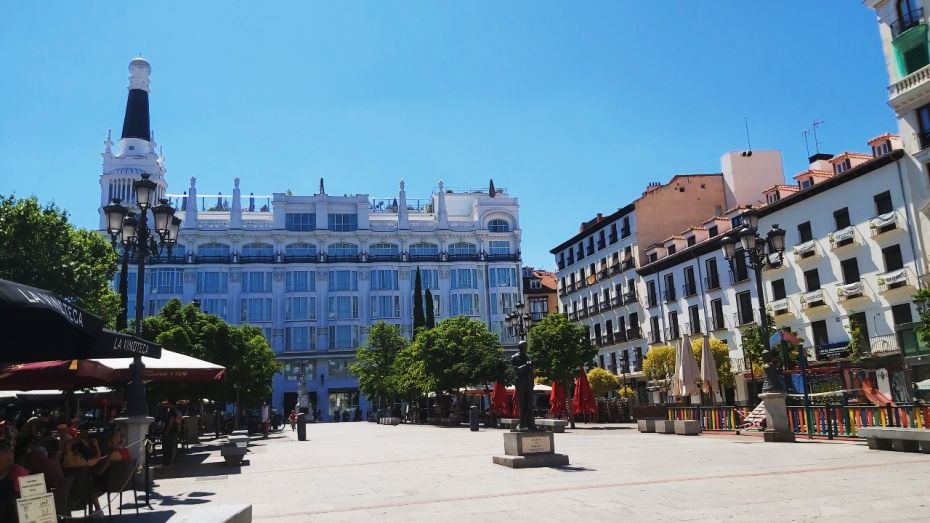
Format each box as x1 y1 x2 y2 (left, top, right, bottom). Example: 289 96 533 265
511 340 537 431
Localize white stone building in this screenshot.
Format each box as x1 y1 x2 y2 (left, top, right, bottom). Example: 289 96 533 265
97 58 523 420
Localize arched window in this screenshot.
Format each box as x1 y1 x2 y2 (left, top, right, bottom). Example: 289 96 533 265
369 243 400 257
448 242 477 256
197 243 230 259
897 0 922 32
241 243 274 258
327 243 359 258
285 243 317 258
409 242 439 256
170 244 187 259
487 219 510 232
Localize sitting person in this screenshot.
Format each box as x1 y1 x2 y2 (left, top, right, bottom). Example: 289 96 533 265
22 444 63 490
62 432 105 516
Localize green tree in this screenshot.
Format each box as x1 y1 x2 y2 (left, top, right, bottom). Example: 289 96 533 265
846 314 866 362
587 367 620 397
527 313 597 426
424 288 436 329
351 322 407 411
642 345 676 395
914 289 930 348
739 314 776 376
0 195 120 325
409 316 507 396
412 267 425 335
142 299 281 407
689 337 734 388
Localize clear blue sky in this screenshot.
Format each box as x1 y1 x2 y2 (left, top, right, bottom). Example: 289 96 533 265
0 2 896 269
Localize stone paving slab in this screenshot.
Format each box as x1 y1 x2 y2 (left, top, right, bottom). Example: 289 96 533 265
147 423 930 522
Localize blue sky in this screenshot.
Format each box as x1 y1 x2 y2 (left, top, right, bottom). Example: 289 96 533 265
0 2 896 269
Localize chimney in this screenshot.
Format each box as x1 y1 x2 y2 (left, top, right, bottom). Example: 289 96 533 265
808 152 833 172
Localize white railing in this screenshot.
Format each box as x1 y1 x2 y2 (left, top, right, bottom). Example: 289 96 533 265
869 334 901 355
877 267 914 293
792 240 818 262
888 63 930 99
800 289 826 309
828 226 857 250
766 298 790 316
869 211 901 236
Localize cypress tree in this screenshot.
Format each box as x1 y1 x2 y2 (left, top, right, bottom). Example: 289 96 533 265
413 267 425 334
424 288 435 329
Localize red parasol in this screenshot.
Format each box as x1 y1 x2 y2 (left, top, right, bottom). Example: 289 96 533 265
490 381 510 416
549 380 566 417
572 367 597 416
0 360 113 390
510 386 520 418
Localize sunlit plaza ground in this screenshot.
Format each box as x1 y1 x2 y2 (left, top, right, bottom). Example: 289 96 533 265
148 422 930 522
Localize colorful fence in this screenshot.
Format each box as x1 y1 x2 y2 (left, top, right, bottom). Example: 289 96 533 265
668 405 930 437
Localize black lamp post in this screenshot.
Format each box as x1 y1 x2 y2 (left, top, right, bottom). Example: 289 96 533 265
103 173 179 417
506 303 533 342
720 207 787 396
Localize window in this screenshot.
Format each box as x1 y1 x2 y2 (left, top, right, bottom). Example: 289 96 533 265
327 213 358 232
918 104 930 150
285 326 315 351
705 258 720 289
529 279 542 289
285 213 315 231
327 243 358 259
771 279 786 301
732 250 749 282
896 9 930 75
328 296 359 319
329 270 358 291
241 298 272 322
650 316 661 342
451 269 478 289
621 216 631 237
833 208 851 230
841 258 860 285
371 295 401 319
450 293 480 316
874 191 894 215
811 320 829 347
241 243 273 258
609 224 618 244
487 219 509 232
800 178 813 189
646 281 657 307
409 243 439 257
197 272 228 293
285 296 315 321
798 222 813 242
488 241 510 255
529 298 548 320
667 244 676 255
882 244 904 272
197 243 230 259
491 293 519 316
687 236 696 247
285 243 316 259
328 326 359 350
648 252 658 263
199 298 227 320
146 299 171 316
664 274 675 301
448 242 477 256
892 303 914 325
369 243 399 258
370 270 399 290
628 312 638 337
242 271 272 293
834 159 851 174
668 311 680 339
286 271 314 292
804 269 821 292
489 267 517 287
683 266 696 296
873 141 892 157
420 269 439 290
688 305 701 334
148 268 183 294
707 225 719 238
736 291 753 325
711 299 725 330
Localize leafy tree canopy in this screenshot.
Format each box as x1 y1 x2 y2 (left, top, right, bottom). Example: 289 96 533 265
351 322 408 400
527 313 597 386
642 345 676 391
689 337 734 388
587 367 620 397
0 195 119 325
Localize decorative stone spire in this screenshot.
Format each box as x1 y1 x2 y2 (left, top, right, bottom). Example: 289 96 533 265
437 180 448 229
183 176 198 229
121 58 152 141
231 177 242 228
319 178 325 195
398 179 409 230
104 129 113 154
489 179 496 198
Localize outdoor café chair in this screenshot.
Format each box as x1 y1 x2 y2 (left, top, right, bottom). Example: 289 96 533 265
104 458 139 517
52 474 74 517
63 466 95 517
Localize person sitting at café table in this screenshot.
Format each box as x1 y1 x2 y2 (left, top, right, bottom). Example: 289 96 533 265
23 443 63 490
63 431 106 516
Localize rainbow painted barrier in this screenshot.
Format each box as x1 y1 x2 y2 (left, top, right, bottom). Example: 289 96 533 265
667 406 751 431
787 405 930 438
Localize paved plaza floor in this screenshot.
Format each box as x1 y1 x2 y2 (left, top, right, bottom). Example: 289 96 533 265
150 422 930 522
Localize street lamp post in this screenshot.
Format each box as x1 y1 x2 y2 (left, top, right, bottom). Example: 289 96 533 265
103 173 180 418
505 303 533 342
720 207 794 442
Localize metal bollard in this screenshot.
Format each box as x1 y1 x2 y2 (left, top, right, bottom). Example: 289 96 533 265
297 413 307 441
469 406 479 432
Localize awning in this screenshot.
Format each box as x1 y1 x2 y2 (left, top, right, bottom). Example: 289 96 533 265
93 349 225 383
0 360 114 390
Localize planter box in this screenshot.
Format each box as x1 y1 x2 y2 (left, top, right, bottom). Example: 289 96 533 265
674 419 700 436
637 419 656 433
655 420 676 434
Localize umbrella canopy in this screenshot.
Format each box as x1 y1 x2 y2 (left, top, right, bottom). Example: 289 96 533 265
490 382 510 416
675 333 701 397
510 385 520 418
94 349 225 383
0 279 162 362
0 360 114 391
549 380 566 417
700 336 720 395
572 367 597 415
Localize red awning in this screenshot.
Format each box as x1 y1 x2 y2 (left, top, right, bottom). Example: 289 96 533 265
0 360 113 391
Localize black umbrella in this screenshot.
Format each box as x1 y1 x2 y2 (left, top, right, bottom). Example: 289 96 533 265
0 279 161 362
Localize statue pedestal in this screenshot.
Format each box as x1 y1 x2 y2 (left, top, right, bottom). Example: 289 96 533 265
492 431 569 468
759 392 796 443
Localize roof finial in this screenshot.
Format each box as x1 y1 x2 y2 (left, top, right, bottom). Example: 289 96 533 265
319 178 325 195
489 179 496 198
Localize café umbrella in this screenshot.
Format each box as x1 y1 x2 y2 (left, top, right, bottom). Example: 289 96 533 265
0 359 114 390
700 336 720 396
549 380 566 417
490 381 510 416
572 368 597 416
675 333 701 398
93 349 225 384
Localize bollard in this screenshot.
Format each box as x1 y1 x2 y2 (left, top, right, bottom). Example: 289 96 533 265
469 406 479 432
297 413 307 441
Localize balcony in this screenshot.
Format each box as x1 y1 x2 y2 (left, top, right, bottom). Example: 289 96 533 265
646 294 658 308
762 252 785 273
409 254 440 262
448 253 480 262
150 255 187 265
609 264 621 275
682 282 697 298
869 334 902 356
368 254 401 263
800 289 827 310
194 255 232 264
626 328 642 341
836 280 865 302
283 255 319 264
869 211 902 237
828 226 858 251
766 298 791 317
239 255 276 264
587 303 598 316
606 332 615 344
326 254 362 263
663 288 676 303
623 290 638 305
704 275 720 291
486 253 521 262
622 258 635 270
792 241 818 263
610 296 622 309
889 63 930 108
648 330 662 344
729 268 750 285
613 330 627 343
710 315 726 331
877 268 915 293
597 268 610 280
577 308 589 320
891 7 924 37
568 312 578 321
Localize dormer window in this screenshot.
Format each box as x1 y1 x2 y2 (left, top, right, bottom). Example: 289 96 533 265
667 244 676 255
686 236 696 247
767 191 780 204
834 159 851 175
800 178 813 189
648 252 658 263
872 141 892 157
708 225 719 237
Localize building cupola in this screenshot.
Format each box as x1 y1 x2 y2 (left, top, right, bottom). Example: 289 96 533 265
117 58 153 155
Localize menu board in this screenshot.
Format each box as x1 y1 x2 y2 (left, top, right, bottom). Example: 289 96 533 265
16 492 56 523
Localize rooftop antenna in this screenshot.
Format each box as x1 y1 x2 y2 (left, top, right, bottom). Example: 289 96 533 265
812 120 824 153
802 129 811 158
743 117 752 152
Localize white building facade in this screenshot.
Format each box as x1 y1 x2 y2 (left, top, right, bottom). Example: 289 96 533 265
97 59 523 420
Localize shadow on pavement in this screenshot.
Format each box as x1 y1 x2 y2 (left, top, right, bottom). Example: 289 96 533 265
555 465 596 472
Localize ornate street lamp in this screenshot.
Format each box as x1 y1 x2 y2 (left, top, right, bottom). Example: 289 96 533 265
720 208 787 396
506 303 533 342
103 173 178 417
